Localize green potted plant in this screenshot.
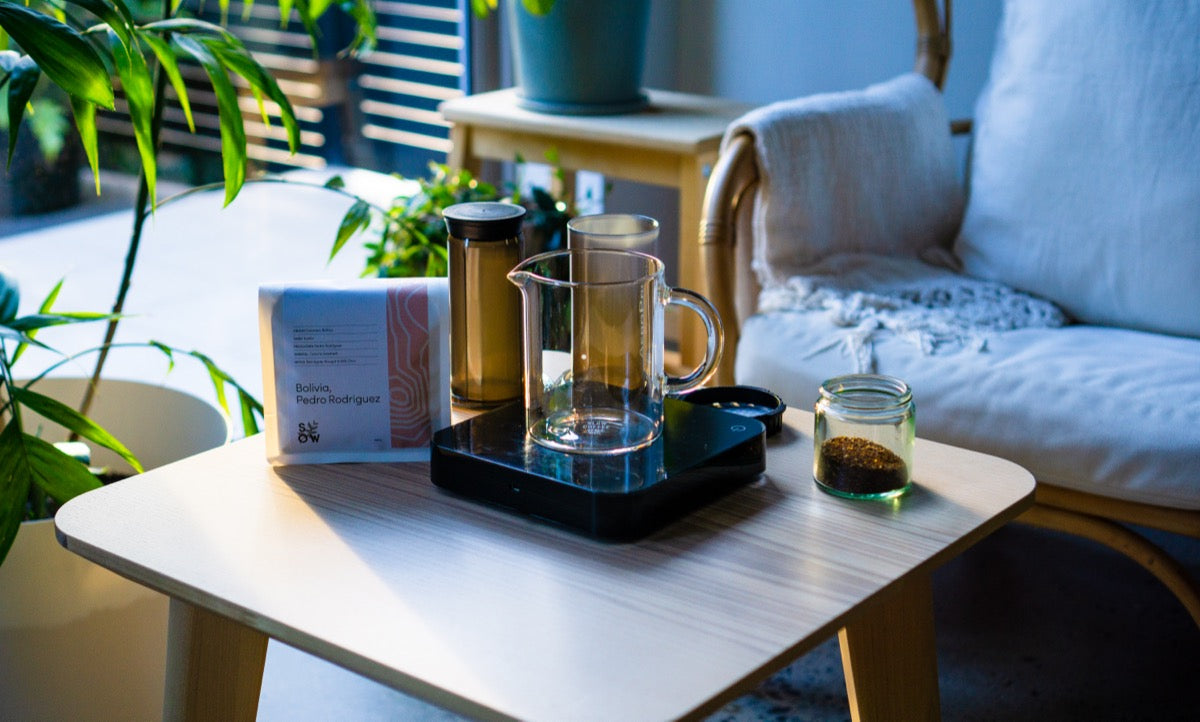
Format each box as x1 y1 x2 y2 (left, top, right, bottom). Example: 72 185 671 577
0 82 83 215
0 266 257 719
331 151 584 278
0 0 376 715
471 0 652 115
360 163 503 278
0 0 375 555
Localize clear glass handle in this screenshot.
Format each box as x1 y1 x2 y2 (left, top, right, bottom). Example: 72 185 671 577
665 287 724 393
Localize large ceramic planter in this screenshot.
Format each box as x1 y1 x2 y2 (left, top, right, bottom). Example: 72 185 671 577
507 0 651 115
0 379 230 721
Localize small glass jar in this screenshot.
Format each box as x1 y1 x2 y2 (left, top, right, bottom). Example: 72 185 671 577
813 374 915 499
444 202 526 408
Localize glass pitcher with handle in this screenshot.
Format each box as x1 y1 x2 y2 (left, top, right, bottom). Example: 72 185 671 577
508 247 723 455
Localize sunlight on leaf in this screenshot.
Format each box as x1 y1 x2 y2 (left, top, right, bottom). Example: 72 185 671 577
330 200 372 262
140 33 195 133
13 386 143 474
205 38 299 153
69 96 101 194
239 391 261 435
0 3 114 108
172 33 246 206
108 29 157 206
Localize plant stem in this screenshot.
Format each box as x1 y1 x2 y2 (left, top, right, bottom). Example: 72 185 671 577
77 0 173 421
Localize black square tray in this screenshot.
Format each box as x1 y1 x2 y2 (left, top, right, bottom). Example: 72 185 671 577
430 398 766 541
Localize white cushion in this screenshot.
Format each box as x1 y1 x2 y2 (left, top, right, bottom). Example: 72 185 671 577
954 0 1200 339
737 281 1200 511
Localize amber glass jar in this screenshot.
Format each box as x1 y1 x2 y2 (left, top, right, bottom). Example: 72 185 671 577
813 374 915 499
444 202 526 407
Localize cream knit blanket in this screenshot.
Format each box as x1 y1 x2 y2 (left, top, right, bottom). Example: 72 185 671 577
759 254 1068 372
722 73 965 286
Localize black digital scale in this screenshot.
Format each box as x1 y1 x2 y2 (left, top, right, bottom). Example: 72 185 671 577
430 398 767 541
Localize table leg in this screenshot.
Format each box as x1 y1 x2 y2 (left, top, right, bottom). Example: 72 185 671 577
838 570 941 722
447 124 480 178
163 598 269 722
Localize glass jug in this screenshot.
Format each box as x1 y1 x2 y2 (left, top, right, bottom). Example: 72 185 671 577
508 248 723 455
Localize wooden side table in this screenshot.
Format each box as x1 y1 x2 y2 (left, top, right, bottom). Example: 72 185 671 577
55 407 1035 721
440 87 752 366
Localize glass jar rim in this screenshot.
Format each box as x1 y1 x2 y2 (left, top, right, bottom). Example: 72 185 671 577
818 374 912 409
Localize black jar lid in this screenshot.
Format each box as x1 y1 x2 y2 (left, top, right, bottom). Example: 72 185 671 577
675 385 786 437
443 202 526 241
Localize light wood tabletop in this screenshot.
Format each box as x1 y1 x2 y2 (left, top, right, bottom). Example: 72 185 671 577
55 407 1033 721
441 88 751 158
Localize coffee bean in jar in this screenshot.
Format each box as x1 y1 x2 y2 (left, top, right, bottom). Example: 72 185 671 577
813 374 914 499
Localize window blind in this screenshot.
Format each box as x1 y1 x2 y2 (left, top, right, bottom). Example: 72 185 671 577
96 0 468 181
357 0 467 177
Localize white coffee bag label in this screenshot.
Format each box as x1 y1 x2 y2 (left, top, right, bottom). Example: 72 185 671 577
259 278 450 464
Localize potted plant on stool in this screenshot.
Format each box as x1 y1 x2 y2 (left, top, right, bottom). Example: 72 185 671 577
472 0 652 115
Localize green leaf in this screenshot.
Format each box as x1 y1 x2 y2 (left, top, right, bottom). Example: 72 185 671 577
290 0 322 50
26 96 69 161
140 32 194 133
204 37 299 153
69 96 102 195
36 280 63 315
278 0 294 28
4 56 38 167
10 278 64 364
248 84 267 126
324 175 346 190
522 0 556 15
330 200 371 262
238 390 260 436
62 0 138 55
6 311 113 333
108 29 156 206
23 432 103 505
140 17 238 43
0 420 32 566
172 34 245 206
178 349 231 414
12 385 143 474
0 3 114 109
470 0 497 19
310 0 336 17
339 0 378 54
0 325 43 347
149 340 175 371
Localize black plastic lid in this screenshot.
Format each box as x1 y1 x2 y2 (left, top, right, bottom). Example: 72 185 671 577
674 385 786 437
443 202 526 241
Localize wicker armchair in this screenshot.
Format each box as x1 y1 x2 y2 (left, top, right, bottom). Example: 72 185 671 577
699 0 1200 626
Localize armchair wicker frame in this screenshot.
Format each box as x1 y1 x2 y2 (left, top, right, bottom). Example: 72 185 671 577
698 0 1200 627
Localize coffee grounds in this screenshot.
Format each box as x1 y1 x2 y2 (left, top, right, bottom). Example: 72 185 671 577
817 435 908 495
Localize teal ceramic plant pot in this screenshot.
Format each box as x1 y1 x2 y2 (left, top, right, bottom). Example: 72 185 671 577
507 0 651 115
